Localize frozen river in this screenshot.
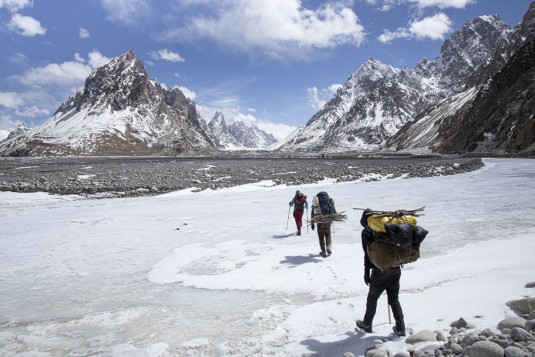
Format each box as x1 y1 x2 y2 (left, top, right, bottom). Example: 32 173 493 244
1 158 534 356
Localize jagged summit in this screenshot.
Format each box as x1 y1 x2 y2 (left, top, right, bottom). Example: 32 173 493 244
0 51 215 156
206 112 277 150
277 11 516 153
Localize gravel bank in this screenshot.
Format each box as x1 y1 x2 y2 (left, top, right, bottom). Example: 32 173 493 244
0 155 484 198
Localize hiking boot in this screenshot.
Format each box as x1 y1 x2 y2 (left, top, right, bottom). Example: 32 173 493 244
297 231 301 236
392 326 406 337
320 251 327 257
356 320 372 333
327 249 332 255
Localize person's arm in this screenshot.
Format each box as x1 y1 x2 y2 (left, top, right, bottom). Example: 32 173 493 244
289 197 294 207
310 200 315 230
362 226 373 285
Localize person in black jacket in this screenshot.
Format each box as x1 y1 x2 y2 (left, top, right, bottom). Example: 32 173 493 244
356 209 406 337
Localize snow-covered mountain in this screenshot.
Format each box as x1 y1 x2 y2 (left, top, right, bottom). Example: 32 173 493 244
206 112 277 150
277 13 517 153
389 1 535 155
0 51 216 156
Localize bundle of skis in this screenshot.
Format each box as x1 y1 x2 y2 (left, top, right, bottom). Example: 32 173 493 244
310 211 347 224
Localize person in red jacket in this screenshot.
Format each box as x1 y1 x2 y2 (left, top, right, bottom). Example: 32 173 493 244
289 190 308 236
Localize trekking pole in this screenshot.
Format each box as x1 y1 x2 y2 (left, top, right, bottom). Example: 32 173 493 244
286 206 290 230
306 207 309 233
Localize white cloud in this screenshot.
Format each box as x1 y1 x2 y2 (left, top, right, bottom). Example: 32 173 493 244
0 92 24 108
0 0 31 12
378 12 452 43
409 12 452 40
88 51 111 68
79 27 90 39
0 114 23 130
8 52 29 65
409 0 474 9
254 120 296 140
149 49 185 63
14 51 110 89
16 61 90 88
378 28 410 43
100 0 151 26
177 86 196 100
165 0 365 60
307 84 342 110
15 106 49 118
7 13 46 37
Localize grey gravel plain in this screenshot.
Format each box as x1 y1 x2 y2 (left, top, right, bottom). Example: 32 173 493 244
0 155 484 198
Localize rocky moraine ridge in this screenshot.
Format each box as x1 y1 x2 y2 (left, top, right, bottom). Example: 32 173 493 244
0 156 483 198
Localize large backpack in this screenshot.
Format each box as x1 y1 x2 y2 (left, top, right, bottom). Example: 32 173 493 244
316 191 334 215
365 210 428 270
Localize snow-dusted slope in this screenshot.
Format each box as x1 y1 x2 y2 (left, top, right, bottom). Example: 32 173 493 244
0 51 216 156
387 87 478 153
277 15 514 153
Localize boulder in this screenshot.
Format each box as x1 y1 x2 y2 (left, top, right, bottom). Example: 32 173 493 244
461 330 484 347
526 319 535 332
405 330 437 344
506 298 535 315
365 349 388 357
510 327 535 342
470 341 504 357
504 345 529 357
498 317 528 332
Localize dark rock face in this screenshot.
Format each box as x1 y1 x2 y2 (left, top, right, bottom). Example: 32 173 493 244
388 1 535 156
437 36 535 155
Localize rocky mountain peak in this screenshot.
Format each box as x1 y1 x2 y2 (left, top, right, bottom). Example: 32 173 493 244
209 111 228 129
519 1 535 40
434 14 511 92
55 50 153 115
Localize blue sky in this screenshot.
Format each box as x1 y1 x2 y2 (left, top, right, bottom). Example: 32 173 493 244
0 0 532 139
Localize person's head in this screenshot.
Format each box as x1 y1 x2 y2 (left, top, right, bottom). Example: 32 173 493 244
295 190 301 196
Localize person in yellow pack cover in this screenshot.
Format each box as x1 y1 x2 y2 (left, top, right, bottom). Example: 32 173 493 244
356 209 406 337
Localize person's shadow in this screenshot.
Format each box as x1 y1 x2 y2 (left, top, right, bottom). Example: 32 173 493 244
280 254 322 266
299 330 390 356
272 233 295 239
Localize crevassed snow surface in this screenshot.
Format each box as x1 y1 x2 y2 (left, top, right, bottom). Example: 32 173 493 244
1 158 534 356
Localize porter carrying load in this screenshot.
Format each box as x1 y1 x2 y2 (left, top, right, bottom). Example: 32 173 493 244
357 207 428 270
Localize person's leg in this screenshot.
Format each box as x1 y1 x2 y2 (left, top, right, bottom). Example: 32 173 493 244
295 210 304 234
325 225 332 254
386 268 405 333
317 224 327 254
363 268 386 328
293 210 300 233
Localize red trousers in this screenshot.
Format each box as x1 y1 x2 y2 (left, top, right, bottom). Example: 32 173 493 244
293 210 304 232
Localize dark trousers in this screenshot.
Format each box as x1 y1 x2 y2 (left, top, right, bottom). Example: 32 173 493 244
293 210 304 232
363 266 405 331
317 223 332 253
